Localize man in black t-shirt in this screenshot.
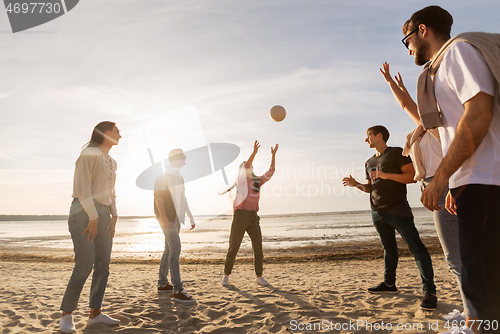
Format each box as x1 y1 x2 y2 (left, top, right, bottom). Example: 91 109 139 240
343 125 437 310
365 145 413 211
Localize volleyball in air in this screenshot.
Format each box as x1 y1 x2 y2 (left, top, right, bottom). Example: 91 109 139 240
270 105 286 122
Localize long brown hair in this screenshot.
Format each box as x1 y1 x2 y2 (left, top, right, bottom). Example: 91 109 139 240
82 121 116 150
219 161 260 195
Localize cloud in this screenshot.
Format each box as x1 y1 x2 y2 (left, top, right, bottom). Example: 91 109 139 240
0 91 16 99
0 153 22 162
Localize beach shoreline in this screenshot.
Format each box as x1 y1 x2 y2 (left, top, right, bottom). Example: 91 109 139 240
0 236 443 265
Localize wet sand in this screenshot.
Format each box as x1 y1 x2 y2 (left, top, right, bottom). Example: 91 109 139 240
0 237 444 264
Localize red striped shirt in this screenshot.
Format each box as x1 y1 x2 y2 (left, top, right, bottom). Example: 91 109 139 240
233 168 275 212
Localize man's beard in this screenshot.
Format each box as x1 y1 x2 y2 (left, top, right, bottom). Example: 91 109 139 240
413 37 431 66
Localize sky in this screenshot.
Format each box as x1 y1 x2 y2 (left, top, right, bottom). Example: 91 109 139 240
1 0 499 216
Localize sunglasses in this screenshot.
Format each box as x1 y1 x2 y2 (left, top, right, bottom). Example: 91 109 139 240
402 27 419 49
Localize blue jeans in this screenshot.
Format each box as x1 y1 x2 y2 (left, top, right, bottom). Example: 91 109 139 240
371 202 436 294
452 184 500 332
60 199 113 312
158 219 183 292
422 177 477 317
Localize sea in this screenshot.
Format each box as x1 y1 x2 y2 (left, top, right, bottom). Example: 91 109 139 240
0 208 436 261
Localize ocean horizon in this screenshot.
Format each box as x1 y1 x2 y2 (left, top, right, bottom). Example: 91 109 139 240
0 208 436 261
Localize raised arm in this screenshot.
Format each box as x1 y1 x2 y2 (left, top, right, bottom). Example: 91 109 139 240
260 144 278 186
394 72 410 96
380 62 419 125
270 144 278 169
245 140 260 167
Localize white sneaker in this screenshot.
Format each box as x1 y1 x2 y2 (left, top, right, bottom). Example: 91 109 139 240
221 275 229 286
443 309 466 322
59 314 76 333
87 313 120 326
256 276 269 286
441 326 474 334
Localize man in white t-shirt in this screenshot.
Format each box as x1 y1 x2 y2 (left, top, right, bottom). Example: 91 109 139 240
403 5 500 333
154 149 197 303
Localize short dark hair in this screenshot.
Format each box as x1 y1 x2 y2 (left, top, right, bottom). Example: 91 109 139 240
403 6 453 41
368 125 390 143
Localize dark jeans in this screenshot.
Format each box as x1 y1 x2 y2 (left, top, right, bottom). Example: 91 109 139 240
224 210 263 276
452 184 500 333
371 202 436 294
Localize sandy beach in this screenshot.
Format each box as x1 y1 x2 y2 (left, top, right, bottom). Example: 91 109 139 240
0 245 465 334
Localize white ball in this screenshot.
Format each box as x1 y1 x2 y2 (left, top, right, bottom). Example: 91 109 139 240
270 105 286 122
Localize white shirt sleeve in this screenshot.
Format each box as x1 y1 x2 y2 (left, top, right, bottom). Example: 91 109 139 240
110 158 118 217
440 41 495 105
73 150 99 220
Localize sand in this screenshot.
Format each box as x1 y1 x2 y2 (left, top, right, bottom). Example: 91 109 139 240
0 251 465 334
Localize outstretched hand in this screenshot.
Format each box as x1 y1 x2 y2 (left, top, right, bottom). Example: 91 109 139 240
394 72 409 94
253 140 261 154
379 62 393 83
342 175 358 187
271 144 279 155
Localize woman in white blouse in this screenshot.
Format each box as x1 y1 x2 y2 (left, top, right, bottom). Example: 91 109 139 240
59 121 121 333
